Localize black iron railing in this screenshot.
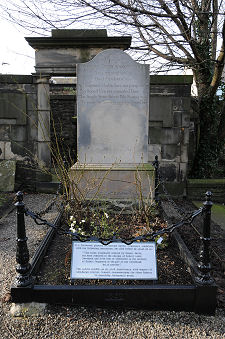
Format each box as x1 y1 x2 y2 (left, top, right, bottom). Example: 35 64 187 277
14 168 213 288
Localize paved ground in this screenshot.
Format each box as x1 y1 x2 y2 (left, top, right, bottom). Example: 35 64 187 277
0 194 224 339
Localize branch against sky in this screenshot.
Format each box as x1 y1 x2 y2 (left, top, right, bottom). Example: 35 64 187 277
0 0 224 68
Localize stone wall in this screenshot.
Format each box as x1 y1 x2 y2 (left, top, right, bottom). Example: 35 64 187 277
0 74 192 193
149 75 192 195
50 94 77 163
0 75 38 190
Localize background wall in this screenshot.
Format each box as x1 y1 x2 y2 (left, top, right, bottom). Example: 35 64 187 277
0 75 38 190
0 74 192 193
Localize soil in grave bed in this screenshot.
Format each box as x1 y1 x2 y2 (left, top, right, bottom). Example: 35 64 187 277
37 230 193 286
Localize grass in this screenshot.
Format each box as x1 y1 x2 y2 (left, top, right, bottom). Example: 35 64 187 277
188 178 225 184
193 201 225 230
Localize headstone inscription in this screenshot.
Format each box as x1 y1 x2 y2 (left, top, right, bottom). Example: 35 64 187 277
71 241 157 281
77 48 149 164
70 48 154 199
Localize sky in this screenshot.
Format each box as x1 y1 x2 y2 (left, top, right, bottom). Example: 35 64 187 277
0 20 35 74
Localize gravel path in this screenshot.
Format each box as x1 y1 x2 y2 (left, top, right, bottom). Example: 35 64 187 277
0 194 224 339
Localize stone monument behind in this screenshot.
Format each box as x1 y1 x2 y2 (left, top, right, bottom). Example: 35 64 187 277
71 49 154 200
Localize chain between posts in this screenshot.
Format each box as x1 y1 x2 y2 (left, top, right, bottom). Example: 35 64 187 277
34 182 62 217
25 198 203 244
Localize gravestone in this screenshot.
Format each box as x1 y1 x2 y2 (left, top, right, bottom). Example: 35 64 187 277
71 49 154 200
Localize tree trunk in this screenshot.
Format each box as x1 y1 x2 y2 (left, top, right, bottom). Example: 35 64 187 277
190 93 223 178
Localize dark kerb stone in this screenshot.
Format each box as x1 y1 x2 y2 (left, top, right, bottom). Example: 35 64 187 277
51 29 107 38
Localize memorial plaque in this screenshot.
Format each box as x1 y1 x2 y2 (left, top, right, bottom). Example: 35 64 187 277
71 241 157 280
77 49 149 164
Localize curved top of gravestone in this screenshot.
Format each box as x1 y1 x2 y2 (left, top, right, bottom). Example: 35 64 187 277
78 48 147 69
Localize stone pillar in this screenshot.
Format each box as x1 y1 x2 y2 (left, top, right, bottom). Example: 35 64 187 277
36 76 51 168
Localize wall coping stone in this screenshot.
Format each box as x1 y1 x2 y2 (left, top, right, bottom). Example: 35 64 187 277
150 75 193 84
50 94 76 100
51 29 107 38
25 36 132 50
0 75 33 84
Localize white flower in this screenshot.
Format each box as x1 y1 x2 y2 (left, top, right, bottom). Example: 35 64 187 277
81 219 86 223
104 212 109 219
70 216 74 221
69 226 75 233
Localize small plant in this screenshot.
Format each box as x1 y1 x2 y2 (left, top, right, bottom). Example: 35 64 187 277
68 208 118 239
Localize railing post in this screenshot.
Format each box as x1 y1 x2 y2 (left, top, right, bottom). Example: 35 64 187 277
153 155 160 204
15 191 33 287
196 191 214 285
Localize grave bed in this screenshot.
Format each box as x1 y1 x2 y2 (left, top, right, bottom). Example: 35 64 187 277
11 207 217 315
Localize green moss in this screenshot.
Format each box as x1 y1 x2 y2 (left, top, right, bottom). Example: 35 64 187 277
79 49 91 62
74 164 154 171
136 163 154 171
193 201 225 230
188 179 225 184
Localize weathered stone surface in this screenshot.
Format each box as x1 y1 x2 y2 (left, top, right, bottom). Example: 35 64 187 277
182 112 190 128
0 118 16 124
150 75 193 85
149 127 182 145
0 141 5 159
10 302 47 317
173 111 182 127
70 163 154 200
10 126 27 142
0 92 27 124
23 84 36 94
160 163 178 182
77 49 149 164
181 128 189 145
50 94 77 162
0 160 16 191
0 126 10 141
26 93 37 111
149 121 163 127
4 142 26 160
181 145 188 163
27 109 38 141
5 140 36 161
172 98 191 111
150 84 191 97
37 79 50 110
52 29 107 38
148 144 161 161
161 145 180 161
179 162 188 181
150 97 173 127
35 48 104 72
37 142 51 168
0 75 33 84
38 111 50 142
